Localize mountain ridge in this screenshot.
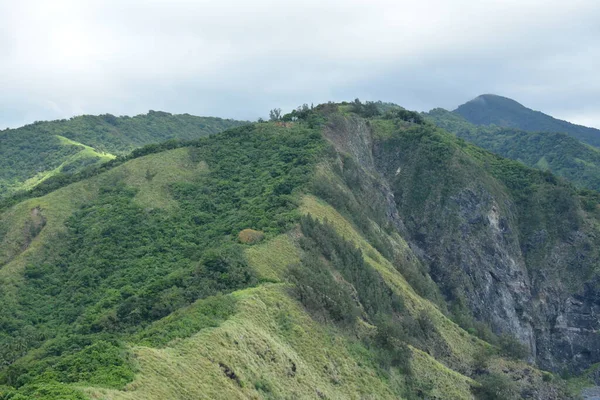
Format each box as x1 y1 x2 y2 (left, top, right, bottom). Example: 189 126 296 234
1 101 596 399
455 94 600 147
425 107 600 192
0 111 247 200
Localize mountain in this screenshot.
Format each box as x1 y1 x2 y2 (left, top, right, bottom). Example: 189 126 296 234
3 101 599 399
425 108 600 192
0 111 247 199
455 94 600 148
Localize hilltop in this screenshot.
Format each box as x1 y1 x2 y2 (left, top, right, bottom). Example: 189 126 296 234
0 111 246 199
455 94 600 147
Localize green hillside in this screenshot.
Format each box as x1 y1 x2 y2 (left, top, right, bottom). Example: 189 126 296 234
0 111 246 199
2 103 596 399
426 107 600 192
454 94 600 148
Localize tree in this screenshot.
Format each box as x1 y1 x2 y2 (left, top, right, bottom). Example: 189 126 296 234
269 108 282 121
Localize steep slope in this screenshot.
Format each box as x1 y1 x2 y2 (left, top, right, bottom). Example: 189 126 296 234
455 94 600 148
303 104 600 374
426 108 600 192
1 104 593 399
0 111 246 199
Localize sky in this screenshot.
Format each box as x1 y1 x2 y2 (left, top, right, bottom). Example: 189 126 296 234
1 0 599 129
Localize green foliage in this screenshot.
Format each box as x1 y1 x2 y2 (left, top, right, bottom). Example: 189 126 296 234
0 112 247 199
134 294 236 347
0 122 324 394
350 98 382 118
383 108 424 124
253 378 273 393
427 107 600 192
292 215 454 388
2 337 133 398
299 215 405 318
370 316 412 373
472 372 519 400
0 382 88 399
498 333 530 360
311 152 445 309
454 94 600 148
472 347 495 372
288 257 359 325
268 108 282 121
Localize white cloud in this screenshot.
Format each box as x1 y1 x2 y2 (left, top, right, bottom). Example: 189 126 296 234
1 0 599 127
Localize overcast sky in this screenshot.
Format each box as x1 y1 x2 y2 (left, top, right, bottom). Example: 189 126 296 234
1 0 599 129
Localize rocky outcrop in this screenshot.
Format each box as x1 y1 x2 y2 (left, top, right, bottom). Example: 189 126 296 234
322 113 600 373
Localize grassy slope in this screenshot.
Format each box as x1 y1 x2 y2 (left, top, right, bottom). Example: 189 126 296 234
0 112 573 399
17 136 116 193
0 112 245 199
1 149 478 399
0 148 196 286
82 195 477 400
80 193 557 400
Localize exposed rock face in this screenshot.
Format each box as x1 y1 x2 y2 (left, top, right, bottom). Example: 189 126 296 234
536 282 600 372
322 114 600 373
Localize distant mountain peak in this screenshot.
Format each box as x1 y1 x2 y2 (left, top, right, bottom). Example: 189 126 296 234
458 94 527 110
454 94 600 147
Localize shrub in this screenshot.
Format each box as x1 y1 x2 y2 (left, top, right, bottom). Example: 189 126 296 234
498 333 529 360
238 229 265 244
472 373 519 400
288 257 358 326
472 347 494 372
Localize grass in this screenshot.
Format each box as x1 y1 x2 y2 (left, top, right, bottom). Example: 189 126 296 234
17 136 116 193
299 194 488 372
408 347 474 398
78 195 483 399
81 285 405 400
245 233 300 283
118 147 207 210
0 148 202 289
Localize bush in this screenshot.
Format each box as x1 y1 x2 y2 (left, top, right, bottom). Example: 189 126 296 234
472 373 519 400
371 317 412 373
299 215 404 318
472 347 494 372
238 229 265 244
498 333 529 360
288 256 358 325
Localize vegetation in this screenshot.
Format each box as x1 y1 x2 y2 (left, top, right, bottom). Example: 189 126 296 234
427 107 600 192
0 111 246 198
0 101 583 399
472 372 519 400
237 229 265 244
0 122 324 397
454 94 600 148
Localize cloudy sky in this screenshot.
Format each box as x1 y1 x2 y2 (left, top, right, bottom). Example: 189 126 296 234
1 0 599 129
